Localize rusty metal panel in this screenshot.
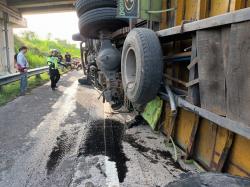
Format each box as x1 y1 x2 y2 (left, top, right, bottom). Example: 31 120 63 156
197 0 209 19
184 0 199 21
209 0 230 16
174 109 199 153
225 135 250 177
176 0 199 25
162 103 172 136
211 127 233 171
160 0 248 29
162 103 175 138
176 0 185 25
230 0 246 10
175 0 208 25
193 119 217 168
194 119 235 171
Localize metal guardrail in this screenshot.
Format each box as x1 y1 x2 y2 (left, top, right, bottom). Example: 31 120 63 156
0 66 49 86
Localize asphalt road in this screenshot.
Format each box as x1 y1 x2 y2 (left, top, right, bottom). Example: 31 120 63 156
0 71 191 187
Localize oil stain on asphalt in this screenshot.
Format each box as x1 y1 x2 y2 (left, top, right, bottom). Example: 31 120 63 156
124 134 188 173
46 127 79 175
78 119 129 183
46 118 188 184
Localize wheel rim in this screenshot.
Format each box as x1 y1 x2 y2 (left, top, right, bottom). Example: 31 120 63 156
124 47 136 89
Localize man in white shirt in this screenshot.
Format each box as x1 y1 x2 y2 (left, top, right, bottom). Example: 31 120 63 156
16 46 29 96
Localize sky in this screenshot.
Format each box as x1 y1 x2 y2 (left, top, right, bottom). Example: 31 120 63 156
14 12 80 46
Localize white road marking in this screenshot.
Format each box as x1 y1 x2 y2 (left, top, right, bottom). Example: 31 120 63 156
103 102 120 187
105 156 120 187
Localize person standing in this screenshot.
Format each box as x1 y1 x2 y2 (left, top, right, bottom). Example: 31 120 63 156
58 52 63 64
16 46 29 96
47 49 60 90
57 52 67 69
65 52 71 67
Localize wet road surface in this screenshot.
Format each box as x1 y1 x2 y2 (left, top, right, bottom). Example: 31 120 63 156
0 71 193 187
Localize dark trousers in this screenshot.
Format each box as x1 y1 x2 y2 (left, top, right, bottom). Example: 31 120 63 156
50 69 60 89
20 72 28 94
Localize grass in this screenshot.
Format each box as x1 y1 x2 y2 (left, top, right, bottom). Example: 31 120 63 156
0 73 50 106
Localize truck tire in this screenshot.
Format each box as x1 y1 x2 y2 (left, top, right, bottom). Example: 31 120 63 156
121 28 163 105
165 173 250 187
79 8 128 39
75 0 117 17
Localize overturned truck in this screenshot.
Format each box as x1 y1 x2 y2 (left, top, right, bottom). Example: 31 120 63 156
73 0 250 180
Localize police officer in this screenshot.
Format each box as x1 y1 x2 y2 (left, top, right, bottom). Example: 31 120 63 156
47 49 60 90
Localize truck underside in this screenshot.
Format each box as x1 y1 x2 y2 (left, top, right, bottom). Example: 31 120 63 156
74 0 250 179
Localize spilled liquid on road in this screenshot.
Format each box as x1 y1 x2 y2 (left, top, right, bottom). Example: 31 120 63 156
46 118 188 184
124 134 188 173
78 119 129 183
46 128 79 175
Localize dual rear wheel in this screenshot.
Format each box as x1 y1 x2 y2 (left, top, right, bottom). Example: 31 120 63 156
76 0 164 106
76 0 127 39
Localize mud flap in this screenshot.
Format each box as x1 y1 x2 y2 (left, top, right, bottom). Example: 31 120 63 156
142 96 163 130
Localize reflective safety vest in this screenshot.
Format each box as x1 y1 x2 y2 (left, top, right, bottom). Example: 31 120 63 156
47 56 59 69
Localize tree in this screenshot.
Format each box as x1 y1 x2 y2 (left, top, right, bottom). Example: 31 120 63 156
22 31 38 40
